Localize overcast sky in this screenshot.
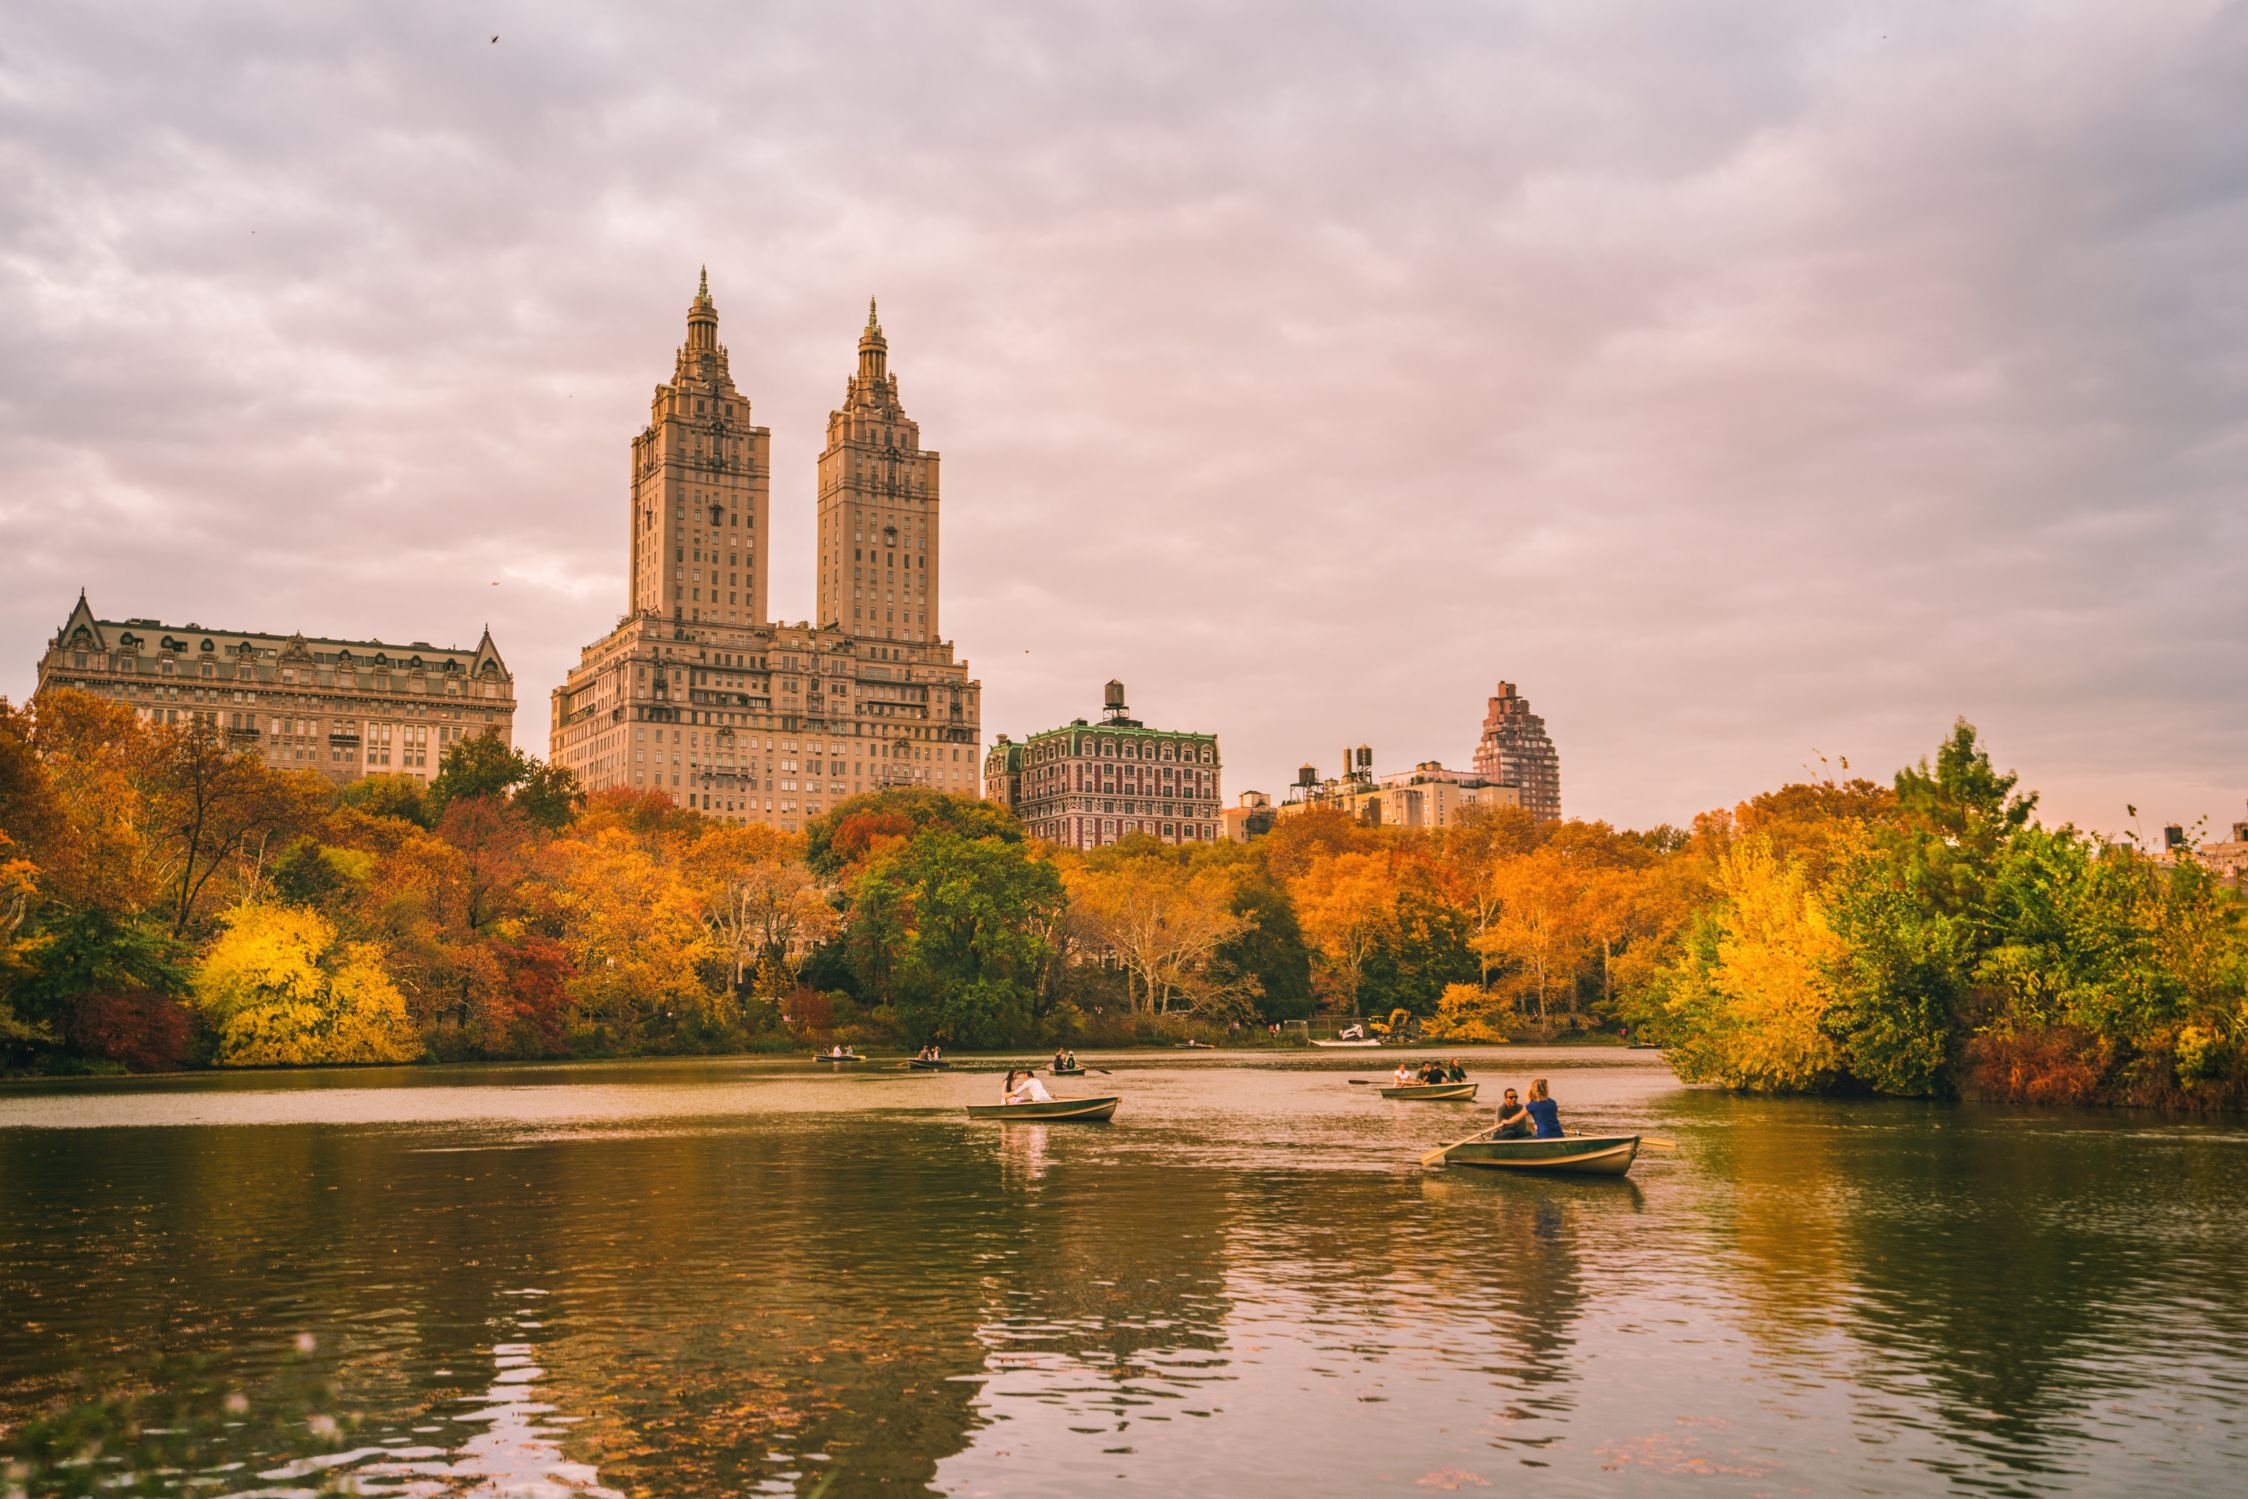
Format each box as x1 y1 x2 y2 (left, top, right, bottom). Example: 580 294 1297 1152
3 1 2243 835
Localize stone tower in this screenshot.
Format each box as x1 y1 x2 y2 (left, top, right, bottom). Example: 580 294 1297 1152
1472 681 1561 822
816 300 942 642
628 269 773 626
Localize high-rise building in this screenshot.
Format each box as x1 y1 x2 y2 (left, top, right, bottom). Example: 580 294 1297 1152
36 591 515 784
1472 680 1560 821
817 304 941 642
984 681 1221 849
549 275 982 829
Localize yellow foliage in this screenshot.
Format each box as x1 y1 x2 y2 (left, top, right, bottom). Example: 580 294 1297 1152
1425 981 1519 1043
194 904 418 1066
1664 836 1844 1091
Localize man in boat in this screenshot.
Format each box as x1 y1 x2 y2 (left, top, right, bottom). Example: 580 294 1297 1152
1419 1059 1447 1085
1392 1061 1416 1087
1002 1068 1054 1105
829 1044 847 1059
1063 1048 1079 1071
1525 1077 1562 1138
1492 1088 1533 1139
1051 1047 1069 1072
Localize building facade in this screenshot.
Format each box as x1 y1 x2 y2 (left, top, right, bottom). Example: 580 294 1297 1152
36 591 516 784
984 681 1221 848
1220 790 1274 843
1472 680 1561 822
1277 750 1519 831
549 276 982 829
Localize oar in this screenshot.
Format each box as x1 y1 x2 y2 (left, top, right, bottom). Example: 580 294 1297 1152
1419 1126 1497 1168
1640 1136 1680 1151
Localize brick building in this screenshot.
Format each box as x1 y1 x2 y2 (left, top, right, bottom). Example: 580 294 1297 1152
35 591 515 784
548 277 982 828
985 681 1221 848
1472 680 1561 822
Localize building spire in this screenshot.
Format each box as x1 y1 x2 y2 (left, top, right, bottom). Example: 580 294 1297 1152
857 295 889 381
685 265 718 352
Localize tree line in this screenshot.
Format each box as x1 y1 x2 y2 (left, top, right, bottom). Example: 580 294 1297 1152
2 689 2241 1110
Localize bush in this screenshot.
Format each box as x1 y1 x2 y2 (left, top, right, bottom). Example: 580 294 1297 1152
65 988 194 1072
1959 1027 2108 1107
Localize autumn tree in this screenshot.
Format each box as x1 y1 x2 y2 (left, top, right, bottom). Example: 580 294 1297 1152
1290 850 1401 1014
1663 835 1848 1092
1066 838 1255 1015
193 904 418 1066
685 823 837 991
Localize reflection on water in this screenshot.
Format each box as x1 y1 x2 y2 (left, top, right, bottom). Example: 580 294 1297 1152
3 1049 2245 1495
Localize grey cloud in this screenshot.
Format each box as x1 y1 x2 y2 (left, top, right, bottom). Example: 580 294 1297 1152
2 1 2243 833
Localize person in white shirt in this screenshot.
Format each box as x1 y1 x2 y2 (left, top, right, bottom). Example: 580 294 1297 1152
1003 1069 1054 1105
1393 1062 1416 1087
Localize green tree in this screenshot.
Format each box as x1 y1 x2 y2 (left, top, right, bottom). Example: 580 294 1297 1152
426 732 580 828
844 831 1063 1045
806 788 1023 878
1215 877 1315 1021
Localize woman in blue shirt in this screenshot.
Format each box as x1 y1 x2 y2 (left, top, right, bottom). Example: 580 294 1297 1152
1525 1077 1563 1139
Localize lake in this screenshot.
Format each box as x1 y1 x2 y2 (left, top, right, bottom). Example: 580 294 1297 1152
3 1048 2245 1496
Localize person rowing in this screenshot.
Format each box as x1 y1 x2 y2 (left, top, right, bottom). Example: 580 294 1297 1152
1002 1068 1054 1105
1525 1077 1562 1138
1393 1061 1416 1087
1051 1047 1069 1072
828 1043 849 1059
1491 1087 1532 1139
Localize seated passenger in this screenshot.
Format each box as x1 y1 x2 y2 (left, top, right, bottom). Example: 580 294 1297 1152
1525 1077 1562 1139
1446 1058 1467 1083
1492 1088 1532 1139
1004 1069 1054 1105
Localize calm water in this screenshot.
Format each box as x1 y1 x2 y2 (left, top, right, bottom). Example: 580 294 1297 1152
3 1048 2245 1496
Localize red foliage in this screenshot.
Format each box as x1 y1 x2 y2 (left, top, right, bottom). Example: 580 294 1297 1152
1960 1027 2109 1107
787 987 834 1030
468 934 575 1056
827 811 915 873
66 989 194 1073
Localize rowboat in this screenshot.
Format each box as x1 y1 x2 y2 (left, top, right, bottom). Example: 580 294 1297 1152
1048 1065 1084 1076
1439 1133 1641 1176
906 1058 950 1071
1310 1038 1382 1049
1379 1081 1478 1101
964 1096 1120 1122
812 1052 863 1064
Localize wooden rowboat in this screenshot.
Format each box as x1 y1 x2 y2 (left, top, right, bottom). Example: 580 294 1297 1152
1048 1065 1084 1076
964 1096 1120 1122
1440 1133 1641 1176
1379 1082 1479 1101
813 1052 863 1063
906 1058 951 1071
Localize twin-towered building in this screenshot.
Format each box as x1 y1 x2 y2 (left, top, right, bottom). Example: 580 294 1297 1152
29 271 1558 845
546 275 981 827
